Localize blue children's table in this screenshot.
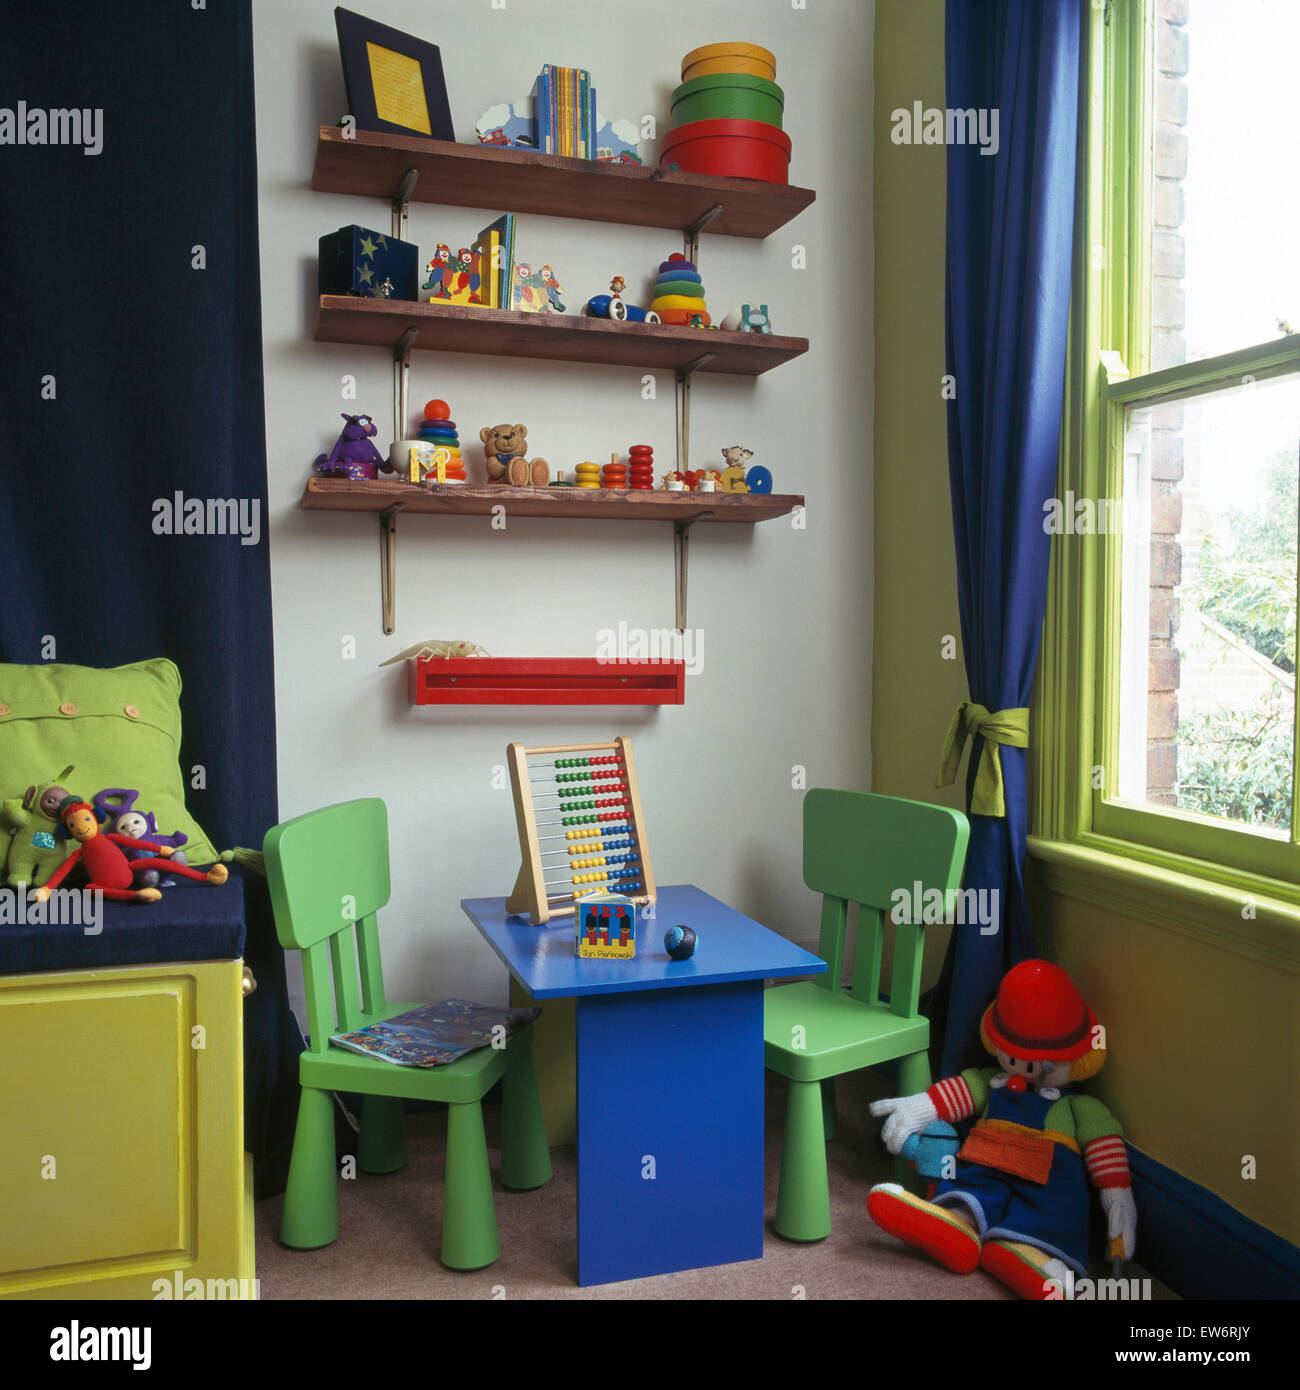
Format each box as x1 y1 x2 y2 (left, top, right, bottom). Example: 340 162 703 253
461 883 825 1286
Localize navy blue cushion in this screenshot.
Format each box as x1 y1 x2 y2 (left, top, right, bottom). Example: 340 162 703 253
0 874 247 976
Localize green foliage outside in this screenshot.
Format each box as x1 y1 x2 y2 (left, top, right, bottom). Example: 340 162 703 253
1175 451 1297 830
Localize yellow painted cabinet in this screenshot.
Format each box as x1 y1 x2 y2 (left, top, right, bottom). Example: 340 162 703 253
0 959 253 1299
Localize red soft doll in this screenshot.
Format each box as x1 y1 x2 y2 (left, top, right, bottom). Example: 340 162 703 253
30 798 228 904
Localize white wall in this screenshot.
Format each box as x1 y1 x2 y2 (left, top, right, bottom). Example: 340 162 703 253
253 0 875 1022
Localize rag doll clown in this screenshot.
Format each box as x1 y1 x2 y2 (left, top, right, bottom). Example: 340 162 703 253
867 959 1135 1299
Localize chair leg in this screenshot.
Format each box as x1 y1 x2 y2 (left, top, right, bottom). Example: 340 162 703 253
820 1078 837 1142
895 1049 933 1193
441 1100 500 1271
281 1087 339 1249
774 1079 832 1241
358 1094 407 1174
500 1029 552 1191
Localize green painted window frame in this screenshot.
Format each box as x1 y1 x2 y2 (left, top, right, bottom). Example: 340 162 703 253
1030 0 1300 971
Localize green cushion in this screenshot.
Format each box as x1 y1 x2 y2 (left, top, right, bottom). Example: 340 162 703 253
0 659 217 869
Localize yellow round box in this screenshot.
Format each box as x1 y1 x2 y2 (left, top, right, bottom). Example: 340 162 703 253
681 42 776 83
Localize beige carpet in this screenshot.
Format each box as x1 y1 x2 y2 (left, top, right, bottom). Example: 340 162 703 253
255 1068 1175 1301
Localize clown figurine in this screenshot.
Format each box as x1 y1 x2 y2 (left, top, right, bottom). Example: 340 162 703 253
867 959 1135 1299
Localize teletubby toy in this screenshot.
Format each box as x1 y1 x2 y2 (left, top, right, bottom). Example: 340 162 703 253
32 798 229 905
92 788 190 888
480 423 549 487
313 413 387 481
866 959 1135 1300
1 764 77 888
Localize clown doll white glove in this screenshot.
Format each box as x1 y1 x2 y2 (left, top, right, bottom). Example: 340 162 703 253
1100 1186 1138 1261
869 1092 939 1154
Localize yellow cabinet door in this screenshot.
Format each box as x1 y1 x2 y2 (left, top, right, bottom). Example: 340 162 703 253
0 959 253 1299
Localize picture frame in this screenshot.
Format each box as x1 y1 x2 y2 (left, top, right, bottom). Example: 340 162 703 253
333 7 454 142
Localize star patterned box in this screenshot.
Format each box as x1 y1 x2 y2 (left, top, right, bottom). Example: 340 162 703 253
318 224 419 301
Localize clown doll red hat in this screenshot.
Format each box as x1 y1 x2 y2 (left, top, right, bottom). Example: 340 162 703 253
867 959 1133 1300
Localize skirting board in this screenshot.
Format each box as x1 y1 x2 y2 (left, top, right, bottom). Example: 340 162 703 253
1128 1147 1300 1300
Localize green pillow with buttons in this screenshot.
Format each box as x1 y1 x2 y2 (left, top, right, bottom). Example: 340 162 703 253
0 658 217 887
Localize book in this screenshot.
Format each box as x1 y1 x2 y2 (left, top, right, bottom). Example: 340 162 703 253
469 227 500 307
329 999 540 1068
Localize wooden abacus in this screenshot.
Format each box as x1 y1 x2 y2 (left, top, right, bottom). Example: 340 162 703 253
505 736 656 925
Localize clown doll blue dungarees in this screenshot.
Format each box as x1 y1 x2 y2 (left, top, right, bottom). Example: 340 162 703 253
867 960 1136 1300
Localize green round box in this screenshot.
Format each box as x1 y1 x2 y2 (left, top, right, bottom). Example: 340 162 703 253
669 73 785 130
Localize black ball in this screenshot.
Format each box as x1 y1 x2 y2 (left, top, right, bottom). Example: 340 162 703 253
664 924 697 960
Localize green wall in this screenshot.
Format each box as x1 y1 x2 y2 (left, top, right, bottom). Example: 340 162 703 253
871 0 1299 1246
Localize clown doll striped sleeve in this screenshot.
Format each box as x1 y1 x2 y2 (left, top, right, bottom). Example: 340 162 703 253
1073 1094 1131 1189
926 1067 993 1122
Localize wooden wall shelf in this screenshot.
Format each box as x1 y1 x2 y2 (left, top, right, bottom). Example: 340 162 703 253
311 127 816 239
314 296 808 376
301 478 803 523
408 657 685 706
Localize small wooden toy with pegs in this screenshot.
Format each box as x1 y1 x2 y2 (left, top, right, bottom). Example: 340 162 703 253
505 737 656 926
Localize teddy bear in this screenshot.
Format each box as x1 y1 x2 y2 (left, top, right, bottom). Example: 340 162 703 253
480 423 549 487
1 764 78 888
866 959 1135 1300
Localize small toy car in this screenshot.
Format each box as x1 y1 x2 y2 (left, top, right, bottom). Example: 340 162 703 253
586 293 661 324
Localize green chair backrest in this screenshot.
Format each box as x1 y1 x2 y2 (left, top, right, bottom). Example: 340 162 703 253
803 789 970 1019
264 798 393 1052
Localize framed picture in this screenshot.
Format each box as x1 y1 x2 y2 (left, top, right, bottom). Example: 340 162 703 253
334 8 454 142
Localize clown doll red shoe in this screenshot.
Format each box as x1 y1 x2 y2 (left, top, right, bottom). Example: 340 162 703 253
866 960 1136 1300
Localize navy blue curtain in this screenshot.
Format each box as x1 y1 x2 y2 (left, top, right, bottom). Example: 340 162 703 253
927 0 1082 1075
0 0 300 1193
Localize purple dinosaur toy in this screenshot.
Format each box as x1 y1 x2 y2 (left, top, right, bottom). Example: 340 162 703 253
91 788 190 889
313 413 387 481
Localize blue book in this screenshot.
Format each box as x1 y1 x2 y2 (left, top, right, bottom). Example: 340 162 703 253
330 999 540 1068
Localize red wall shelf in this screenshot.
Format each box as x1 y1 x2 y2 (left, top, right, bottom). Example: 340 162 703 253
407 657 686 706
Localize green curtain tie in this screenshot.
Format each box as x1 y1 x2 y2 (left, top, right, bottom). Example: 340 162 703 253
935 702 1030 817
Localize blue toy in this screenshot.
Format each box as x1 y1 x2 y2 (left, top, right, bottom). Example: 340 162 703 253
900 1120 961 1189
587 276 662 324
664 924 697 960
745 465 774 494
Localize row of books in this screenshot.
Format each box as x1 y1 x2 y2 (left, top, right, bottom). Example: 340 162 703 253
533 64 597 158
470 213 516 309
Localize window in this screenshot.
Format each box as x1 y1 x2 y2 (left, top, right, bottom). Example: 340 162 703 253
1034 0 1300 905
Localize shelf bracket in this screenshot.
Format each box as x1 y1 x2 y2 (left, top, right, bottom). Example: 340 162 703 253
391 167 419 240
391 326 419 453
673 513 711 633
683 204 724 265
673 353 717 478
379 503 405 635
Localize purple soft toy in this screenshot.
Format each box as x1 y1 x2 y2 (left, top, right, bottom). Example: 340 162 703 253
92 788 190 888
313 412 387 481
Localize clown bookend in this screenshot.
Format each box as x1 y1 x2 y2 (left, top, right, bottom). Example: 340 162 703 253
867 959 1136 1300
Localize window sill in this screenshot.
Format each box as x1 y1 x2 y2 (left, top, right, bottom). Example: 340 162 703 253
1025 834 1300 973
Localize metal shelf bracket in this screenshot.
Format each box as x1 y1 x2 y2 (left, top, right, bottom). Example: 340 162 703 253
380 502 405 635
391 325 419 453
391 167 419 239
673 512 711 633
684 203 725 265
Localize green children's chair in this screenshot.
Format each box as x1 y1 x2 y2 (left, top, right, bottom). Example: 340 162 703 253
764 788 970 1242
264 798 551 1270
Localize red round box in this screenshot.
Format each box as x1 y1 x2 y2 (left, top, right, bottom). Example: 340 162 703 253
661 117 791 184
